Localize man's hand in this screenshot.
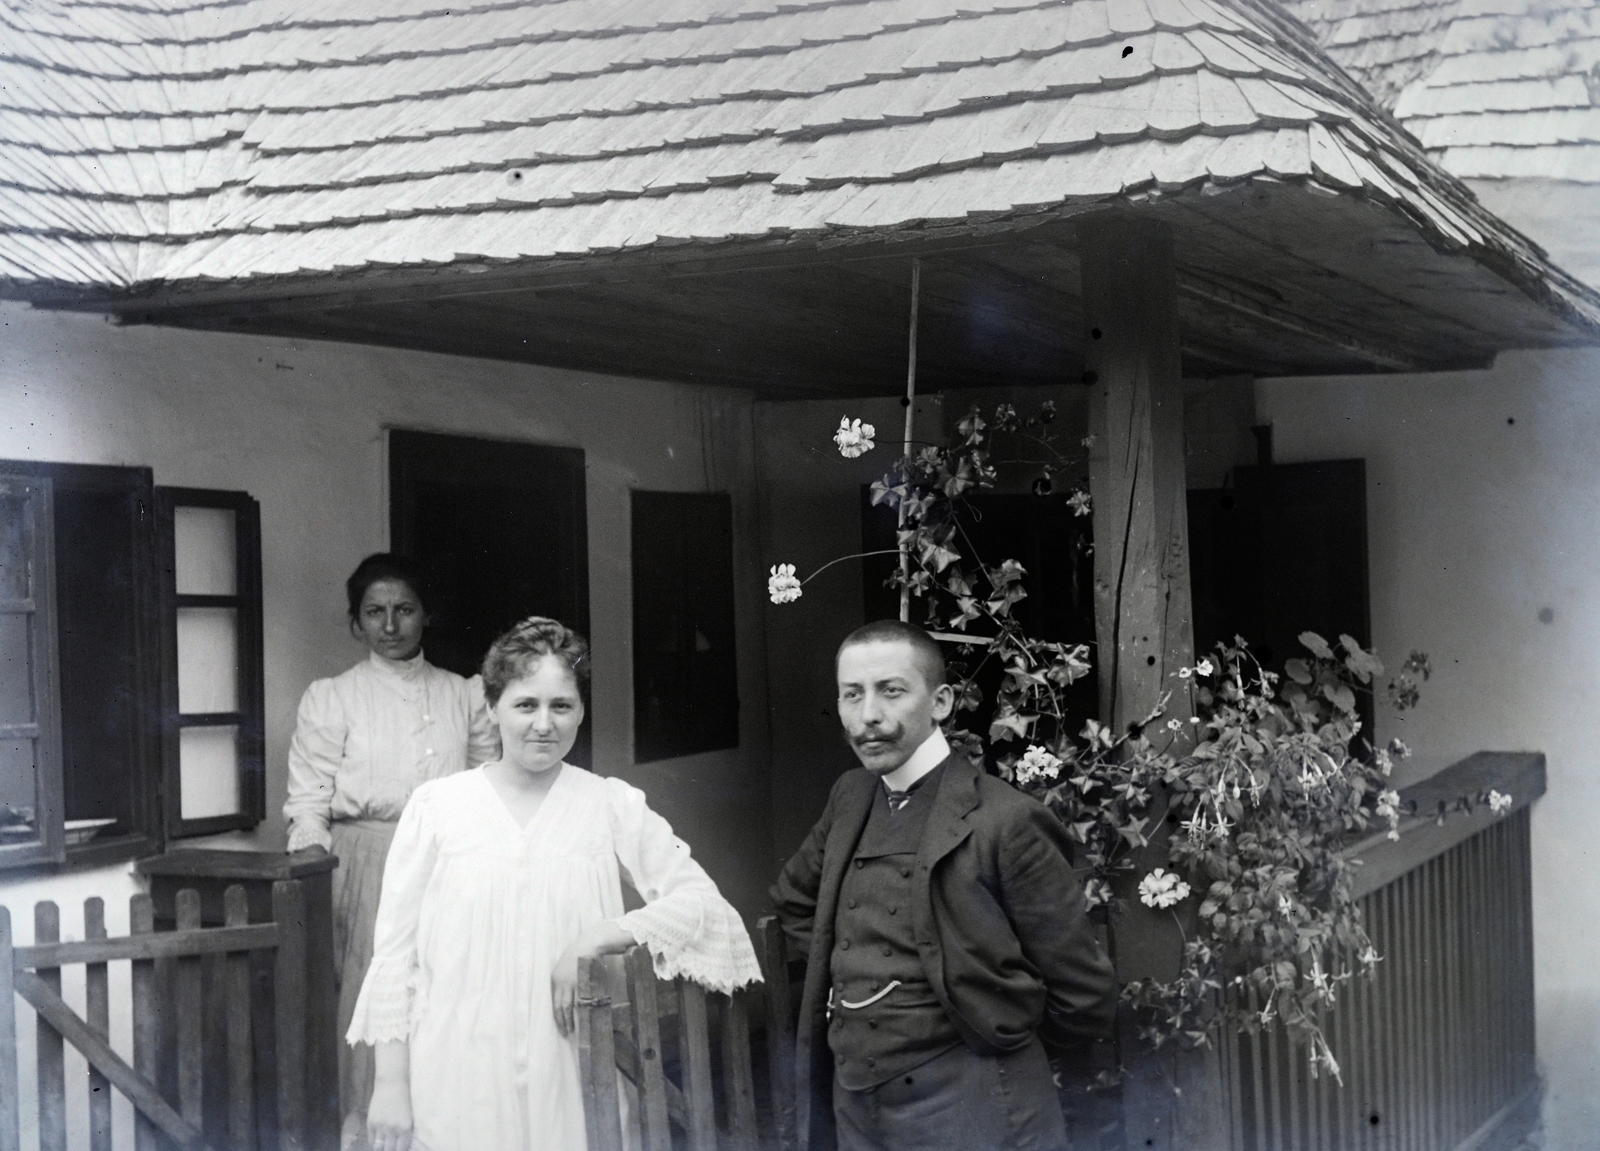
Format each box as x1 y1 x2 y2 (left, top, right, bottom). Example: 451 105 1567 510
550 923 635 1037
366 1075 412 1151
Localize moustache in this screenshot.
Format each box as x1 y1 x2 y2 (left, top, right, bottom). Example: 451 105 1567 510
850 726 904 747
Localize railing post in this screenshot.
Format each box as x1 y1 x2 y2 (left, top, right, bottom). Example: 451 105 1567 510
129 894 161 1151
84 898 111 1151
35 902 64 1151
758 916 797 1151
224 886 256 1151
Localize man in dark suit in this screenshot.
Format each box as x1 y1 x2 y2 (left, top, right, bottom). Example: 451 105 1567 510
772 620 1116 1151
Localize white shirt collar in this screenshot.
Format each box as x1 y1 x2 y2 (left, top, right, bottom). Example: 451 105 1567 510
368 648 426 679
880 727 951 794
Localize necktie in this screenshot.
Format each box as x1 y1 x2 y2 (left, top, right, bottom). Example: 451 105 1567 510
886 789 911 813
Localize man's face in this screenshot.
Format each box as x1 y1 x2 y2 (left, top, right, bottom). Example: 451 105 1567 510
836 639 955 775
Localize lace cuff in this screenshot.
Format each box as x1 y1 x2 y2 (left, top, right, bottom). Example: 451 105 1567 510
344 955 415 1045
618 900 763 996
286 818 332 854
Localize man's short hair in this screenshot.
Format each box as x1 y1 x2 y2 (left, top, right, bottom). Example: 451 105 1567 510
836 620 946 688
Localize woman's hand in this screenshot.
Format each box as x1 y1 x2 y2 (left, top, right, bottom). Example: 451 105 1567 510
550 923 635 1037
367 1041 412 1151
292 844 328 858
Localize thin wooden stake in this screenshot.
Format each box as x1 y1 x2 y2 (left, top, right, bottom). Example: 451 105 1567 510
271 881 307 1151
678 981 716 1151
576 957 623 1151
721 990 758 1149
176 890 204 1131
898 256 921 624
85 898 111 1151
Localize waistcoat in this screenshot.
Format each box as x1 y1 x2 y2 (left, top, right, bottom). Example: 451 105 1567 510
828 765 961 1090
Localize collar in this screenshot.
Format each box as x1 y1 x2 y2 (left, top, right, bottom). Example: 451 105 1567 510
367 648 426 679
879 728 950 794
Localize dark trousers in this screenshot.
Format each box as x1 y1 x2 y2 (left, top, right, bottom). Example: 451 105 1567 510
832 1037 1068 1151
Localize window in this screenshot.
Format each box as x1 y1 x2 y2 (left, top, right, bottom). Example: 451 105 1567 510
0 460 162 867
631 491 738 763
0 473 65 866
0 460 266 869
156 488 266 838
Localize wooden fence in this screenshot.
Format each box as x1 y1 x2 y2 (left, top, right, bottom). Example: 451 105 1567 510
1218 751 1544 1151
0 882 316 1151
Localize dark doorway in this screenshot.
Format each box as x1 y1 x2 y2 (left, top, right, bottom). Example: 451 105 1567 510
862 489 1099 764
1188 460 1372 736
389 430 591 766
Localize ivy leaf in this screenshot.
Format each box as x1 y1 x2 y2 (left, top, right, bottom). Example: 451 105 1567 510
949 597 981 630
989 710 1035 743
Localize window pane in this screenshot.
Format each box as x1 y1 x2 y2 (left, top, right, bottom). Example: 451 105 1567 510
0 738 39 845
177 607 238 714
0 485 33 601
0 613 33 727
179 725 240 819
174 506 237 596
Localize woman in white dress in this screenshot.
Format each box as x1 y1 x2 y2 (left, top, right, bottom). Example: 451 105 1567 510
283 554 499 1146
350 616 762 1151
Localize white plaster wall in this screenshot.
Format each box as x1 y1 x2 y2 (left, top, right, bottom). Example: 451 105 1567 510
1258 348 1600 1149
0 299 773 1148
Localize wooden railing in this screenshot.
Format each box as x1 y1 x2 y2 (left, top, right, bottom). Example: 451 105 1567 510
1217 751 1544 1151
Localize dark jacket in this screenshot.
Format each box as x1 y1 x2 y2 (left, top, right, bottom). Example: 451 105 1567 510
771 752 1117 1150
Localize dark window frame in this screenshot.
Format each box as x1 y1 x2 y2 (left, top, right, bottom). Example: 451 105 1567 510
0 459 164 872
0 473 66 867
156 487 267 838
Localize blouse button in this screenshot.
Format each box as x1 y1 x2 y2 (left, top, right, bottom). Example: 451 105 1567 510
426 748 435 755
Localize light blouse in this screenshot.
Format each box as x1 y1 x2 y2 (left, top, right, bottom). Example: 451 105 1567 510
283 650 500 852
346 765 762 1151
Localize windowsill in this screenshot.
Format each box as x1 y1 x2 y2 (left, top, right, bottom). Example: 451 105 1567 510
0 831 160 880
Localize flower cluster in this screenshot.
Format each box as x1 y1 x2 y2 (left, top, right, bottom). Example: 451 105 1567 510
1138 868 1192 909
1376 788 1403 840
767 564 802 604
1489 789 1513 815
1013 745 1063 786
1066 489 1092 517
833 417 877 458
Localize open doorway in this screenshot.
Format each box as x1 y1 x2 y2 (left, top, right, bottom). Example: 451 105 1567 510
389 429 591 766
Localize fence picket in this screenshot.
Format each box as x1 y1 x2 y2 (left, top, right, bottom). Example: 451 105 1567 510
721 989 758 1149
271 881 307 1151
624 946 670 1151
577 956 623 1151
176 890 204 1131
84 898 111 1151
677 980 717 1151
35 902 65 1151
757 917 797 1151
0 907 18 1151
224 887 256 1151
130 894 161 1151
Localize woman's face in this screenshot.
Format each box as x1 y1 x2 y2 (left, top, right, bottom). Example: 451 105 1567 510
492 655 585 775
353 578 426 661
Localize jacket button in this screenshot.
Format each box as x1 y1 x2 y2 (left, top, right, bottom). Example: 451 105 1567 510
868 1020 878 1030
888 907 897 915
841 940 851 950
848 899 857 909
900 867 911 877
855 860 865 869
867 1058 876 1068
881 945 892 956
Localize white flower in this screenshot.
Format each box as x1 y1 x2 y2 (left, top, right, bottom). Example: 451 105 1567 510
1082 878 1113 908
1137 868 1191 910
1489 789 1512 815
1195 658 1215 677
1178 666 1193 679
1014 745 1063 786
1359 944 1382 969
1375 788 1401 822
767 563 802 604
1080 435 1096 448
833 417 876 458
1165 718 1183 732
1389 738 1412 759
1066 490 1092 517
1375 748 1393 777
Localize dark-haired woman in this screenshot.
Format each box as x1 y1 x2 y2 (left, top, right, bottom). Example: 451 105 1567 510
284 553 499 1149
348 616 760 1151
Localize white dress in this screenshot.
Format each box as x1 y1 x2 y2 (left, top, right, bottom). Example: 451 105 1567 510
345 765 762 1151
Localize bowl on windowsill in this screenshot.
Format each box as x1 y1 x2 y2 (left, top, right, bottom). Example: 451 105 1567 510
64 818 118 847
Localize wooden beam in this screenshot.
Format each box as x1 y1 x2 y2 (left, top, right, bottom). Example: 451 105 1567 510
1080 214 1226 1151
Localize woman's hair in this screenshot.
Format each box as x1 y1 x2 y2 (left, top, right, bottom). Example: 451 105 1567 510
481 616 590 705
345 553 427 621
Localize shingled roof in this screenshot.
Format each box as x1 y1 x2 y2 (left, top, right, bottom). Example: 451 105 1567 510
3 0 1598 390
1286 0 1600 182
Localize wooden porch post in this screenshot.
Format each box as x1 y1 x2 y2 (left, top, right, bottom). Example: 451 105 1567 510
1080 215 1227 1150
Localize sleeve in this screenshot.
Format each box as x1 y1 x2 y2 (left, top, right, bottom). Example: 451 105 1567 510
464 673 501 768
606 780 763 995
345 785 441 1046
997 803 1118 1049
282 680 345 852
768 782 838 959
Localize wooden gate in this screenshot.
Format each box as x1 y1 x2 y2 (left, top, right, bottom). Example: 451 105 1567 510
0 882 314 1151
